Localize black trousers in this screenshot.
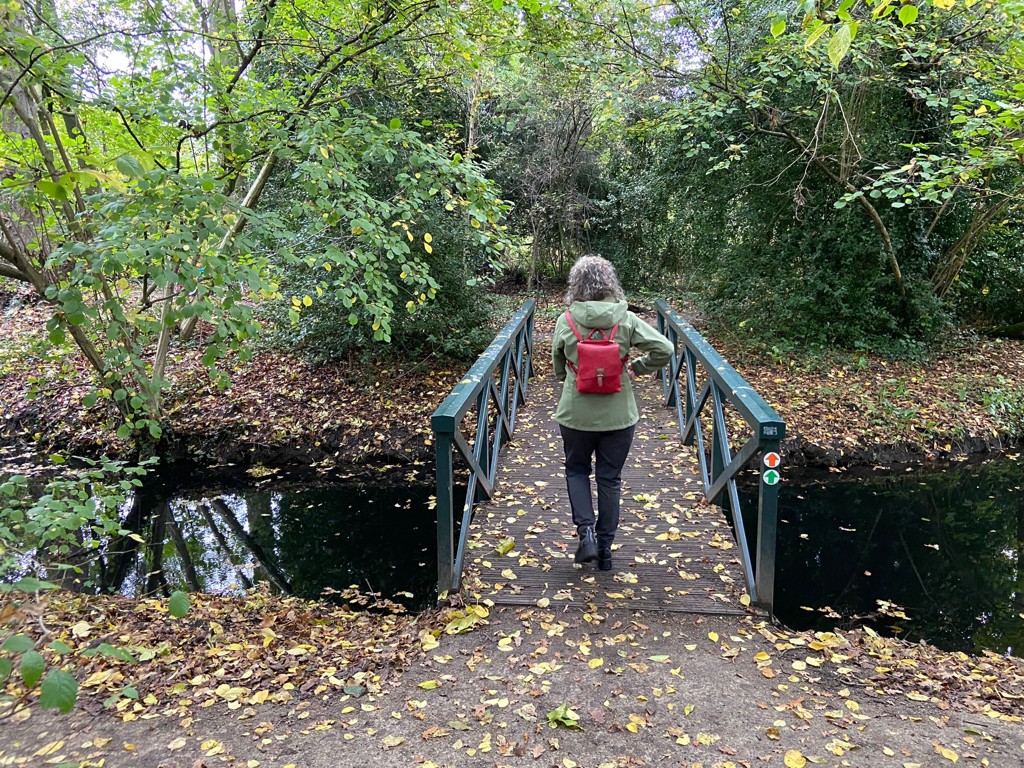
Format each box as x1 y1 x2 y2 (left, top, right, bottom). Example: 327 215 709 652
558 423 636 549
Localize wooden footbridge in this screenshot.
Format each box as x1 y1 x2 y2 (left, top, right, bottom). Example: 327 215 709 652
431 301 785 617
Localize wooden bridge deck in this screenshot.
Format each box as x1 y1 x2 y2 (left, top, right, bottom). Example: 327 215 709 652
461 366 758 616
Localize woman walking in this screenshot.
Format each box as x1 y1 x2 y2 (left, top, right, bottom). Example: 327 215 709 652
552 256 674 570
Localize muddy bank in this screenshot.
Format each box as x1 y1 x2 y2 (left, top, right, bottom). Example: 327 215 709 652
781 431 1018 467
4 294 1024 476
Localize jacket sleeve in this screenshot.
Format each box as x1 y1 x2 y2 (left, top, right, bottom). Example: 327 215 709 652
628 313 675 376
552 314 568 382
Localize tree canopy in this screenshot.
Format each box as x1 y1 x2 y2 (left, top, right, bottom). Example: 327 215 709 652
2 0 1023 442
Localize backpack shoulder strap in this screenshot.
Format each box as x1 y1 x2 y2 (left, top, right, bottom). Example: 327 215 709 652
564 311 584 341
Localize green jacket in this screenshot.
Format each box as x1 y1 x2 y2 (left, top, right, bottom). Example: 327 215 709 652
552 299 675 431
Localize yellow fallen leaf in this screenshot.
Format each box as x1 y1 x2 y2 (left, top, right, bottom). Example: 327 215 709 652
739 594 751 606
934 744 959 762
784 750 807 768
381 735 404 749
33 742 65 757
167 737 187 751
708 631 719 643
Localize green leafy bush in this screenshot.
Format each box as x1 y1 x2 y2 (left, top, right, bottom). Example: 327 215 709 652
0 456 192 714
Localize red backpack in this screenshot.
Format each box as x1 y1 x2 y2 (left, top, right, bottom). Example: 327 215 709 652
564 312 627 394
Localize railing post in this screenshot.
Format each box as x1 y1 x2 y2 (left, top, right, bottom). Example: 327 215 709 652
755 438 781 616
657 311 666 385
710 384 733 514
435 432 455 598
682 348 695 446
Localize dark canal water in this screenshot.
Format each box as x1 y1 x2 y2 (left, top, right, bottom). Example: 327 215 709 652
33 457 1023 655
81 477 440 611
748 456 1024 656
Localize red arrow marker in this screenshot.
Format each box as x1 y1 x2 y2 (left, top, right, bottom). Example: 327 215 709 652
763 452 781 469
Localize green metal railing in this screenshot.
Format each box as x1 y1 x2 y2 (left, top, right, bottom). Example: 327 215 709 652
655 301 786 614
430 300 535 597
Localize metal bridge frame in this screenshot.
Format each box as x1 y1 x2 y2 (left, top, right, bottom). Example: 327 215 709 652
430 300 535 597
655 301 786 613
430 299 784 614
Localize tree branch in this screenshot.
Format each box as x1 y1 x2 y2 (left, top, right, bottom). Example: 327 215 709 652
0 261 29 282
226 0 279 93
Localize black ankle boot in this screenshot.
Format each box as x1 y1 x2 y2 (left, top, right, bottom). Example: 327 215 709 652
598 548 612 571
574 526 598 564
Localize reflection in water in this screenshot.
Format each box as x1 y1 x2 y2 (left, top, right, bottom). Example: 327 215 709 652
748 457 1024 655
17 456 1023 654
81 482 438 610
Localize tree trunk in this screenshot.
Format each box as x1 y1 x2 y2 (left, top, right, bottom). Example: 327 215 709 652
931 199 1011 298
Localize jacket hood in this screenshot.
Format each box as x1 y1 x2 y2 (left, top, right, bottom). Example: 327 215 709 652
568 299 628 329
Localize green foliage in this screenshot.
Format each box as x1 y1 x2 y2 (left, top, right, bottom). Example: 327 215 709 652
263 108 509 352
546 702 581 728
981 377 1024 440
950 212 1024 328
0 456 156 578
263 241 501 365
168 591 191 619
0 579 79 714
592 0 1024 350
0 0 514 442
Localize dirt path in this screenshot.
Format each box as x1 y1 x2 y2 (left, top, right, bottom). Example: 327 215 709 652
2 605 1022 768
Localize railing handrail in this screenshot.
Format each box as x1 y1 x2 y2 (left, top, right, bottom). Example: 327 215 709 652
431 299 535 598
655 301 785 441
431 300 536 433
655 300 785 615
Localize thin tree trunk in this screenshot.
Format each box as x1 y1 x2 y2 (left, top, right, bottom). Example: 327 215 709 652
145 501 169 594
165 503 201 592
210 498 291 593
931 199 1011 298
198 504 254 589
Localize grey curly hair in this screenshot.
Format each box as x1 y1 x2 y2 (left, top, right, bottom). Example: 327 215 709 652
565 255 625 304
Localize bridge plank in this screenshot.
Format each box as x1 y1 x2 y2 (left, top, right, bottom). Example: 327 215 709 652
462 354 761 617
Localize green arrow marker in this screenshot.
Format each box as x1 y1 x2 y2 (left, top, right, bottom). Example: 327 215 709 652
763 469 780 485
